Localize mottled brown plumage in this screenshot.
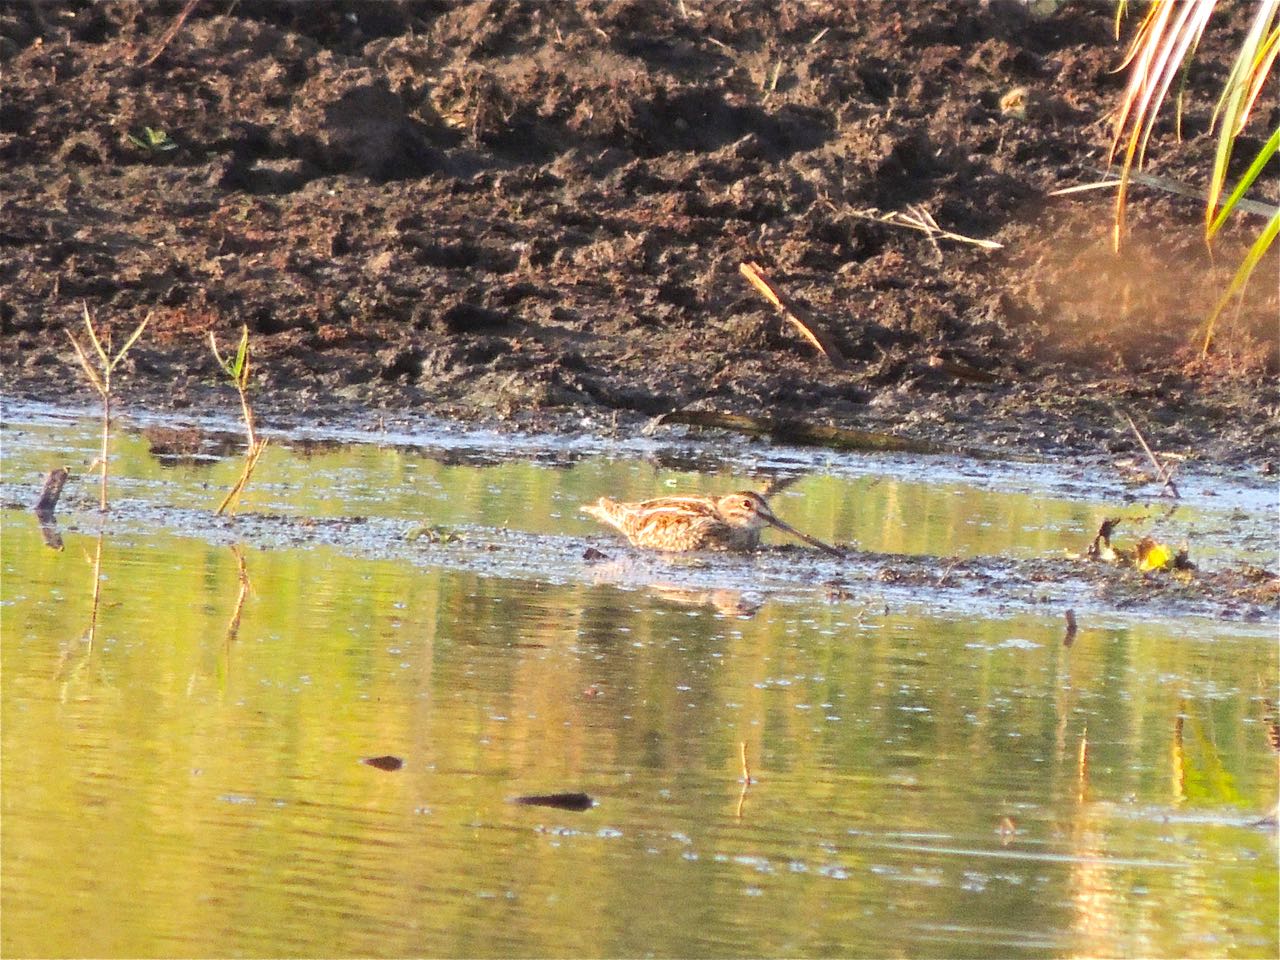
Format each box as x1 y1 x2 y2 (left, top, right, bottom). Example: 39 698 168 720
581 490 842 555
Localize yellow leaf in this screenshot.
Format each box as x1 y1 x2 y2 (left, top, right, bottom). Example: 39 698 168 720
1137 538 1173 571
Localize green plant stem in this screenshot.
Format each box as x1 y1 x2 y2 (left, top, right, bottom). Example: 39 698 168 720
216 438 267 516
1203 206 1280 354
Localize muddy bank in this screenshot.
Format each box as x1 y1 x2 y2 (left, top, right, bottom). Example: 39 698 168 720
1 1 1276 463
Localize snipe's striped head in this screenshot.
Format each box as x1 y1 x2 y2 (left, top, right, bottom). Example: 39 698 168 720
714 491 841 555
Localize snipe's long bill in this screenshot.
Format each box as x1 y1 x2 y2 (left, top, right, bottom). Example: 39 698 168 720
581 490 843 556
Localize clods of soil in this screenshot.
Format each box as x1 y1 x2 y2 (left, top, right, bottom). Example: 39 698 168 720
2 1 1276 462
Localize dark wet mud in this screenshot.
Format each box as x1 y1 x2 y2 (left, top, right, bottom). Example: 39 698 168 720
2 1 1277 464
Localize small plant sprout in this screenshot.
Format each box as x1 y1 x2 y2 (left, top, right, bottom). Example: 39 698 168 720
210 325 268 515
65 304 150 511
127 126 177 153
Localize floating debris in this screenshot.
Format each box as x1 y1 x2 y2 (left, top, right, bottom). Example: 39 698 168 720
1085 518 1124 562
823 579 853 601
510 792 595 811
404 523 462 544
1135 536 1173 572
361 755 404 772
1078 518 1192 572
33 466 70 550
33 466 71 520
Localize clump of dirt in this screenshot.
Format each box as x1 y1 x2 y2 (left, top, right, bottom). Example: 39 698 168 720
1 0 1276 462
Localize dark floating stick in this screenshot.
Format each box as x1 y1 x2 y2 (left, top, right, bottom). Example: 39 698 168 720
361 755 404 772
1086 518 1123 559
33 467 71 521
34 467 71 550
510 792 595 811
37 522 65 551
1063 609 1078 647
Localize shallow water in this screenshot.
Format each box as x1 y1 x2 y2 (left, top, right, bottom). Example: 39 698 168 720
2 405 1277 958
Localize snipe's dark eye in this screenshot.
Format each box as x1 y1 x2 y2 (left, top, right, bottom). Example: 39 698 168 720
742 498 753 509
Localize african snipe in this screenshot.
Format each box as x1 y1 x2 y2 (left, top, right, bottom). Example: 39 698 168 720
581 490 842 556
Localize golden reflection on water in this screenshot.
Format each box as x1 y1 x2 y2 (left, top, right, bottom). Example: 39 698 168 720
3 504 1276 958
1 415 1277 957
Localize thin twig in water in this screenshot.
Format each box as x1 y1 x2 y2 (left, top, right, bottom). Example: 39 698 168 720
1123 412 1180 499
735 741 752 819
1076 726 1089 805
217 439 268 516
937 558 961 586
86 533 105 651
225 545 252 643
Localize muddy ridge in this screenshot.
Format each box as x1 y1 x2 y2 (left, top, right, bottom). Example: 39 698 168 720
1 1 1276 463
